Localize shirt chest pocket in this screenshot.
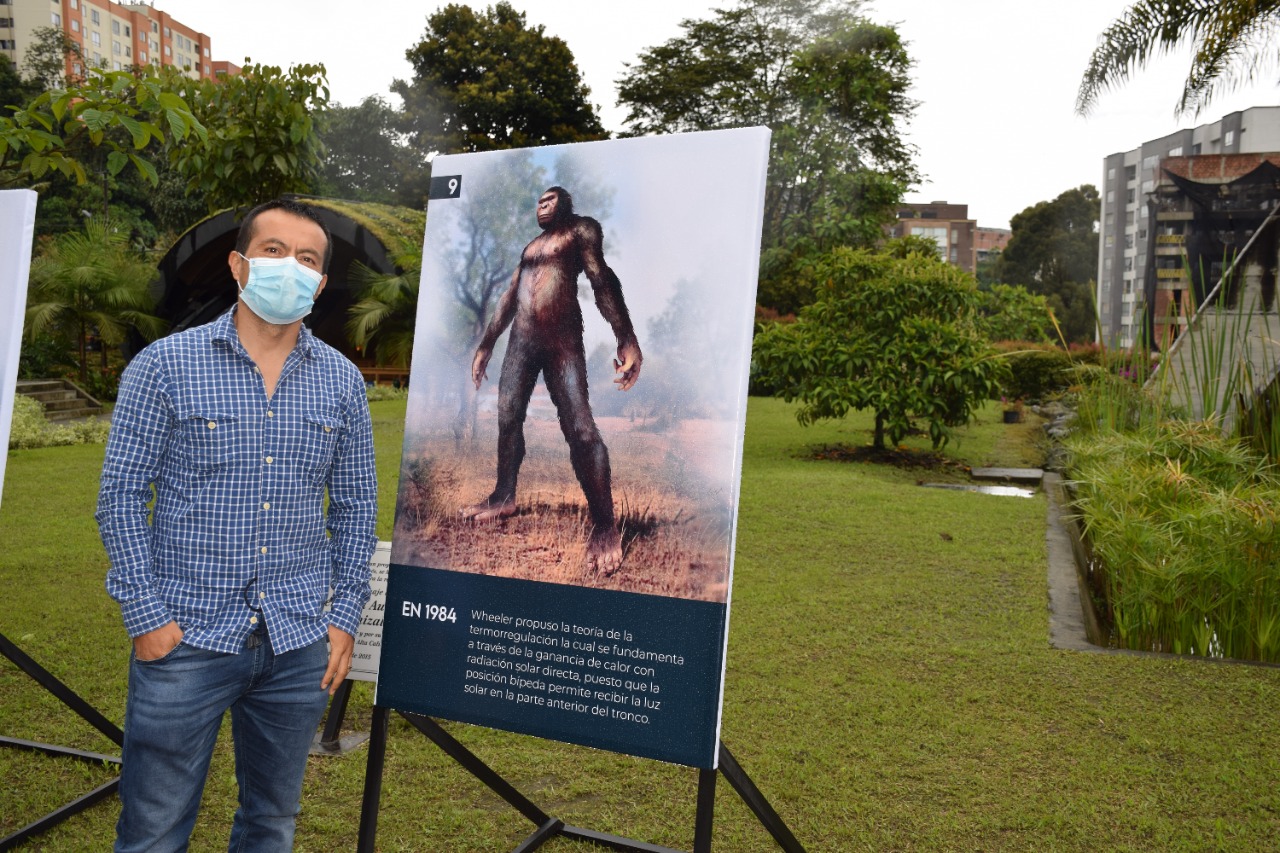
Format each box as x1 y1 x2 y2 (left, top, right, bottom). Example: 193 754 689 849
298 411 343 485
174 412 239 473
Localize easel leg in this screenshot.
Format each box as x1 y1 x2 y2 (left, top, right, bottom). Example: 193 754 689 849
356 705 390 853
0 631 122 746
717 744 805 853
693 767 716 853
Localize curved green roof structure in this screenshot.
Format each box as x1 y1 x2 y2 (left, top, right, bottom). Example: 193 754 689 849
152 196 425 363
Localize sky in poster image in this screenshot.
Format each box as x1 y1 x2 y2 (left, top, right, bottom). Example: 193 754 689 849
157 0 1280 229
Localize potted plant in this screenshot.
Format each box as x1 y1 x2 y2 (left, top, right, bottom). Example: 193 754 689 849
1002 397 1024 424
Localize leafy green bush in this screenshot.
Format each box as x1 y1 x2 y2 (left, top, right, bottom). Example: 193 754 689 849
365 385 409 402
8 394 111 450
994 344 1076 402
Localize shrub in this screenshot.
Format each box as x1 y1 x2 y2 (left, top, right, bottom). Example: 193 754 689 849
366 385 409 402
8 394 111 450
994 344 1076 402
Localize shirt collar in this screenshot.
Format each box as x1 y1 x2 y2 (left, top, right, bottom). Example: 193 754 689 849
212 305 317 358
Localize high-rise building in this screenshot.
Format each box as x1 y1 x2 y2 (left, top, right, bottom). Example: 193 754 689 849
1 0 236 82
1097 106 1280 348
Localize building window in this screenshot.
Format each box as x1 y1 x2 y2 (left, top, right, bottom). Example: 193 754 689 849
1225 130 1235 146
0 17 11 26
125 46 131 57
113 40 121 54
1106 190 1115 203
70 0 77 7
139 50 146 61
0 40 13 50
204 47 209 57
1105 234 1116 247
1169 146 1182 156
72 62 81 74
151 21 158 33
1125 234 1134 249
1126 188 1136 204
91 9 99 24
71 19 79 31
113 60 121 70
112 20 120 34
1142 180 1154 193
1125 165 1137 182
51 12 60 25
1124 257 1133 272
1107 167 1116 182
91 31 100 45
1143 155 1158 171
1104 257 1113 271
163 26 170 37
164 45 171 56
124 25 130 36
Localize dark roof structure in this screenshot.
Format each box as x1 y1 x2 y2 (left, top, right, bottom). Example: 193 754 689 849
150 196 425 360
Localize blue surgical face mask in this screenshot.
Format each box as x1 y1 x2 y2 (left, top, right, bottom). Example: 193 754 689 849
236 252 324 325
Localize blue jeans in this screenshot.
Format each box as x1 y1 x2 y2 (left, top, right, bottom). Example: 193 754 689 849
114 633 330 852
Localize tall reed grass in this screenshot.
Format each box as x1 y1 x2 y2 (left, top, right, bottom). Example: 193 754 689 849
1064 257 1280 661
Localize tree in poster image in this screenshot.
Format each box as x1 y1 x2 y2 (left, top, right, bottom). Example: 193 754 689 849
432 152 547 441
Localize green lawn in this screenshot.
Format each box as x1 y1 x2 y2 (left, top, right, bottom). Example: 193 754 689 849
2 398 1277 851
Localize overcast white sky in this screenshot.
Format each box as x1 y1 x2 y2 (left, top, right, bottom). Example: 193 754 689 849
156 0 1280 229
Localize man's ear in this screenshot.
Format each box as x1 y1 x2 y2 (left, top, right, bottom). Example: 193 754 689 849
227 250 246 285
313 275 328 300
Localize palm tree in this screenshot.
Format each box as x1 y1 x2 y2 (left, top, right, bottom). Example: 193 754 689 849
24 219 168 383
345 236 421 368
1077 0 1280 116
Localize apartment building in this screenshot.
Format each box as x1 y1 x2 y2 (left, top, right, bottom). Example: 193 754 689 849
893 202 978 273
1096 106 1280 348
1 0 234 82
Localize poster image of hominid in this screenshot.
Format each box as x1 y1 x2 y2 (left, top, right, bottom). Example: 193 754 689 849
391 129 769 604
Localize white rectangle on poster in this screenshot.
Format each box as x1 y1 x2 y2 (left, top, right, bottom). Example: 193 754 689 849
348 540 390 682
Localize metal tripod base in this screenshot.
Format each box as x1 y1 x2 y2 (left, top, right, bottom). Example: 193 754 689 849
356 705 806 853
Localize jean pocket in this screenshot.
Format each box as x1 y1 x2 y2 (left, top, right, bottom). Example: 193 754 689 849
133 640 186 665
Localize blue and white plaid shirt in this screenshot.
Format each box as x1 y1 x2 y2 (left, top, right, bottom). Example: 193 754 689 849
97 308 378 654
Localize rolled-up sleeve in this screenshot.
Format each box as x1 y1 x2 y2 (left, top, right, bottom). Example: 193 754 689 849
322 369 378 637
97 349 176 638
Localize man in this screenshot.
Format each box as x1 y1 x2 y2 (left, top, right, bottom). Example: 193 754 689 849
466 186 641 574
96 199 377 851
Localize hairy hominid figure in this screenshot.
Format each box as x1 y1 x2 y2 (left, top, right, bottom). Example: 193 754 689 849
465 186 642 573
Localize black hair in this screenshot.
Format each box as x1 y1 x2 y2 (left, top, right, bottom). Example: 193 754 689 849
234 199 333 272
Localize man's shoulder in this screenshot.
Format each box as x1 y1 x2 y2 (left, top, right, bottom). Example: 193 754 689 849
304 333 364 382
135 317 221 362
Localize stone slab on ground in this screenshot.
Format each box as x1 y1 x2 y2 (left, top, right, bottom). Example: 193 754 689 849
971 466 1044 484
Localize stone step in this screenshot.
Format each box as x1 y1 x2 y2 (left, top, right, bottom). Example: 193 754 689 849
23 389 78 404
970 467 1045 484
45 406 105 421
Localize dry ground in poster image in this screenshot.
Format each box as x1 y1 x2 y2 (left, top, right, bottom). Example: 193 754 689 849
393 415 733 602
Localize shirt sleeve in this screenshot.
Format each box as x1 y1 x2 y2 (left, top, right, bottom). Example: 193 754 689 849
322 368 378 637
96 349 176 637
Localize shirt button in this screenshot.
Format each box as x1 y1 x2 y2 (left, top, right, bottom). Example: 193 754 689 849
250 616 258 625
207 421 217 429
267 411 275 418
324 426 332 433
259 591 266 600
254 366 261 374
265 456 274 464
262 502 270 510
260 546 268 554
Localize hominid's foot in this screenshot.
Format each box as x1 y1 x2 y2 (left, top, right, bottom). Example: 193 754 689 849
586 527 623 576
460 497 516 523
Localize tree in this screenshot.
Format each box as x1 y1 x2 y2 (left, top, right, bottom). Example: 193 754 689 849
164 62 329 211
616 0 917 314
393 2 607 161
21 26 84 91
995 185 1099 343
978 283 1054 343
316 96 409 204
0 55 36 117
752 239 1005 450
24 219 168 383
1077 0 1280 116
1 67 204 192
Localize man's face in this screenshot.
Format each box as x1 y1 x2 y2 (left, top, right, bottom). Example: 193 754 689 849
536 192 559 227
228 208 330 299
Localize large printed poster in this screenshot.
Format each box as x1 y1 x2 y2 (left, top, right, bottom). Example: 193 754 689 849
377 128 769 768
0 190 38 511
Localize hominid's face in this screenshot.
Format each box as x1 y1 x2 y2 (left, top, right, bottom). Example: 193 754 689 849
536 192 559 227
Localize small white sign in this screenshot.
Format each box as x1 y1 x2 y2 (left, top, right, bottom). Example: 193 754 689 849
348 541 389 682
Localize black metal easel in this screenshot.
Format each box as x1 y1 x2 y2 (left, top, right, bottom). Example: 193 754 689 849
0 631 124 851
356 705 805 853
